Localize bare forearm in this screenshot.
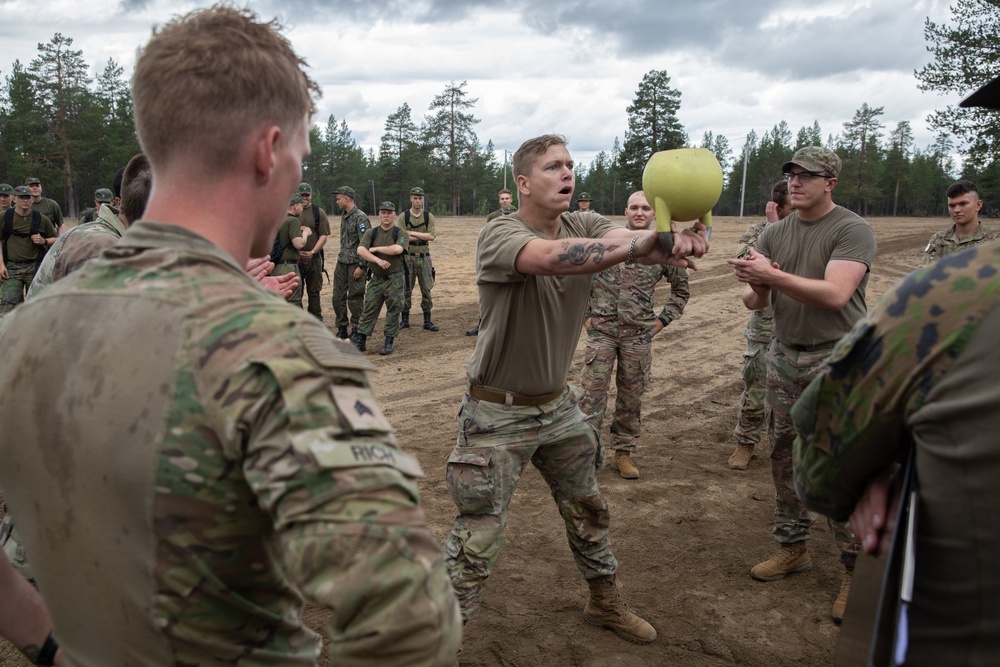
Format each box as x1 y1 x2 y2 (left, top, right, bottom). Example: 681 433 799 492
356 246 378 264
742 284 770 310
768 271 854 310
516 236 631 276
407 231 434 241
313 235 328 252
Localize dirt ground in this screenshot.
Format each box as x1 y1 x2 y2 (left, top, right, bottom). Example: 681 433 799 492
0 213 944 666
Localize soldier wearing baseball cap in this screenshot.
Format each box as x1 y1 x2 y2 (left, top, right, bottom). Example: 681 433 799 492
379 201 396 212
397 186 438 331
23 178 64 233
293 182 330 322
332 184 368 340
1 185 58 314
0 184 12 211
780 146 841 178
728 145 875 621
354 200 409 355
576 191 593 213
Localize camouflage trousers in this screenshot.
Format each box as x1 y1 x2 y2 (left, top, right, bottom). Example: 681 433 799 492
272 262 303 308
765 340 859 567
734 337 772 448
299 254 324 319
403 254 434 313
0 261 39 315
332 261 365 330
578 328 651 453
358 271 405 337
442 387 617 622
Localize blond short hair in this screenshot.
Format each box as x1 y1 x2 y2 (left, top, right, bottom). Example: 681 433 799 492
512 134 567 178
132 5 319 172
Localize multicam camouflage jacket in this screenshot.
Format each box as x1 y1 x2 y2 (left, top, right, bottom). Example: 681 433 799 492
337 206 370 264
921 222 1000 265
26 203 125 299
736 221 774 343
792 242 1000 520
0 221 460 665
586 260 690 339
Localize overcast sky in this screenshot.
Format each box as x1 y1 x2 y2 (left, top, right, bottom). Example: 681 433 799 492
0 0 961 169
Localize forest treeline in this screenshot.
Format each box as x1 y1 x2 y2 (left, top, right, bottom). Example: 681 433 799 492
2 2 996 219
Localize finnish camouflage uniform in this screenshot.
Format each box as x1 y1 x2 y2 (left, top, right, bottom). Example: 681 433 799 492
793 244 1000 663
357 225 409 338
273 213 305 308
734 222 774 449
398 210 436 313
296 204 329 319
0 209 56 315
78 207 98 224
579 261 689 453
0 222 460 665
921 222 1000 265
2 204 127 579
332 206 368 330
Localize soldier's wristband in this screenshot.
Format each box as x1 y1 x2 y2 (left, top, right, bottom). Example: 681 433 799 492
658 315 670 327
34 633 58 666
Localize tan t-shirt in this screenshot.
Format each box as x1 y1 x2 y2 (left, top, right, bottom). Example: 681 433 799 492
467 211 619 395
756 205 877 347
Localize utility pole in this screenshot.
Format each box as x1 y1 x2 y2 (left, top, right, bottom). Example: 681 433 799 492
738 139 749 222
369 180 376 214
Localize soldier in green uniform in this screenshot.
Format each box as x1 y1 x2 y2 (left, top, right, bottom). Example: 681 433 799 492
273 193 311 307
576 191 593 212
354 201 408 355
729 146 876 621
78 188 114 224
921 180 999 265
579 191 690 480
331 185 368 339
444 133 708 644
24 177 63 234
295 182 330 321
0 186 57 314
398 186 439 331
485 188 516 222
0 7 460 664
0 183 13 212
728 181 792 470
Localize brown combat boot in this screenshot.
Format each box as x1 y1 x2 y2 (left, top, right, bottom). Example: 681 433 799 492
612 450 639 479
583 575 656 644
750 542 812 581
728 444 754 470
832 568 852 623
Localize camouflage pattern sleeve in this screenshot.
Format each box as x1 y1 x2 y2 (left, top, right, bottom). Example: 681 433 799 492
656 265 690 325
735 222 766 259
792 245 1000 520
921 229 946 266
227 330 461 663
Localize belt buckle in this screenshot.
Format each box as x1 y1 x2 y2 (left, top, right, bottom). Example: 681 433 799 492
504 392 514 406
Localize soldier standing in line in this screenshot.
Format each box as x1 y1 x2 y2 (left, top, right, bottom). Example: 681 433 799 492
78 188 114 224
24 177 63 235
728 181 792 470
729 146 875 622
272 193 311 307
295 182 330 321
398 186 439 331
579 190 690 480
0 185 57 314
485 188 517 223
354 201 409 356
331 185 368 339
921 180 999 265
0 184 12 211
0 7 459 664
576 191 593 212
443 133 708 643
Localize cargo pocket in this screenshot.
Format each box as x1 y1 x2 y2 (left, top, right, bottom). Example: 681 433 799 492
446 447 496 515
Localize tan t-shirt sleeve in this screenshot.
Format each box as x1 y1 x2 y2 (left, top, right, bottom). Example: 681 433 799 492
476 218 536 284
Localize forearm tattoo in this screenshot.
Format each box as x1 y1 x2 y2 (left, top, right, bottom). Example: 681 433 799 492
557 241 619 265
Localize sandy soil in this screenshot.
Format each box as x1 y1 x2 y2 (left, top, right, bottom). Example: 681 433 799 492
1 214 944 666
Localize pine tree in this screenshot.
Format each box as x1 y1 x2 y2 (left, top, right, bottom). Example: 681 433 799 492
424 81 481 215
838 103 885 215
619 70 687 190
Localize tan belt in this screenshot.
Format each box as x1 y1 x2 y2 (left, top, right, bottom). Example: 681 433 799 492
469 385 565 407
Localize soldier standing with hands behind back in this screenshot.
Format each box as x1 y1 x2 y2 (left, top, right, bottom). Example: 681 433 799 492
398 186 439 331
295 182 329 320
331 185 368 340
